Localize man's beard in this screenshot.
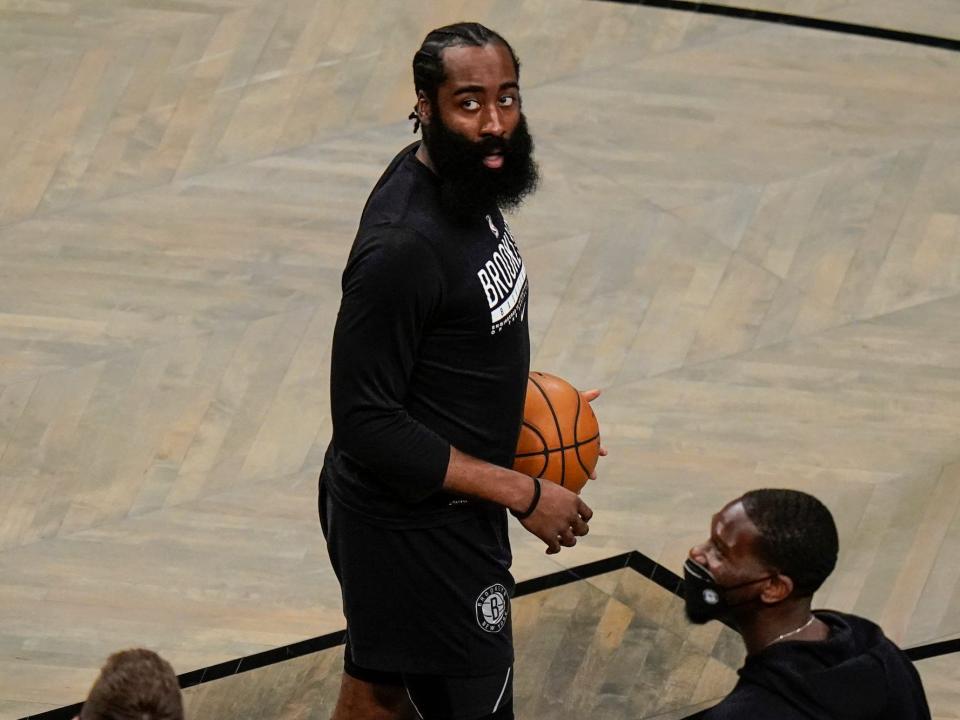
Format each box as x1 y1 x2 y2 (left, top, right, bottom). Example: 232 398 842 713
422 111 540 221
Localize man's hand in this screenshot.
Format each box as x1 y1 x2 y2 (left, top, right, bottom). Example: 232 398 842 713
518 480 592 554
581 388 608 480
442 447 595 554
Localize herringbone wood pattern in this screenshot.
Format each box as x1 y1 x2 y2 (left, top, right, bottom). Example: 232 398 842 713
2 0 959 717
181 570 746 720
179 569 956 720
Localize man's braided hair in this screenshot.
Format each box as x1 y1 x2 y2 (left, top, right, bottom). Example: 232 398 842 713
741 489 839 598
409 22 521 131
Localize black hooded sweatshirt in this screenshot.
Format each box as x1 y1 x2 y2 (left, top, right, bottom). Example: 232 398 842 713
705 611 930 720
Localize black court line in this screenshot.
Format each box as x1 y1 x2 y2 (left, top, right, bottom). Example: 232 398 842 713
905 637 960 662
515 550 635 595
19 549 960 719
591 0 960 53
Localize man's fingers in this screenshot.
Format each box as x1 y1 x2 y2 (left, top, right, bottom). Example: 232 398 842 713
577 499 593 523
521 483 594 553
581 388 602 403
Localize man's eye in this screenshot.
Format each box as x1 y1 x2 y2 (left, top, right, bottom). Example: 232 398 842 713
500 96 516 107
462 99 480 110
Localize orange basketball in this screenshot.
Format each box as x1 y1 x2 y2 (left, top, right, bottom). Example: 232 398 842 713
513 372 600 494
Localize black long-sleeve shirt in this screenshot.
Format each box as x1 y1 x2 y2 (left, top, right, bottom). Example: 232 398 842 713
321 143 530 528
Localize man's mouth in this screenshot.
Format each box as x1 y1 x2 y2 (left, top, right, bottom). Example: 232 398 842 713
482 153 504 169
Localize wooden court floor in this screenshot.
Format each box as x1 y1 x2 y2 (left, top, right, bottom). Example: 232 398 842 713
2 0 959 717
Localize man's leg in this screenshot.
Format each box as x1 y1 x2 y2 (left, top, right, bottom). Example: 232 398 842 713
403 667 514 720
322 485 415 720
320 482 514 720
331 673 416 720
329 646 417 720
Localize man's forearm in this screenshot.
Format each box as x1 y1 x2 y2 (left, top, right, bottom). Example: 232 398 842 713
442 446 535 514
445 446 593 555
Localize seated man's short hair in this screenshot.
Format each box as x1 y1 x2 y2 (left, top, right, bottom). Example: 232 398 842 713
741 488 839 597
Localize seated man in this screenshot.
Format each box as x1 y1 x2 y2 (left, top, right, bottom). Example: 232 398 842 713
77 648 184 720
685 488 930 719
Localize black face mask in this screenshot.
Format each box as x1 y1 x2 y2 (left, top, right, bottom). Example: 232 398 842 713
683 559 774 624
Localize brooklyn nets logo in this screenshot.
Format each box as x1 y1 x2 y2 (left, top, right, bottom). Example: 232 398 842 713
475 583 509 633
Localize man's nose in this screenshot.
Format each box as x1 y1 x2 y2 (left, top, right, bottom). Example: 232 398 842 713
480 105 505 137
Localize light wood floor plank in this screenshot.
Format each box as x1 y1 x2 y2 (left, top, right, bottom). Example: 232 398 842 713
2 0 959 716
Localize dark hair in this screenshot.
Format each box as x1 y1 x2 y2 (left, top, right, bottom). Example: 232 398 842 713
410 23 520 129
80 649 184 720
740 489 839 598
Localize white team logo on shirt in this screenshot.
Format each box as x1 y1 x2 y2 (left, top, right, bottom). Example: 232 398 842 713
476 222 528 334
476 583 509 632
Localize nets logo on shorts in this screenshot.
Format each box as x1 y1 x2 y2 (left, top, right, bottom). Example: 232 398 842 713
475 583 509 633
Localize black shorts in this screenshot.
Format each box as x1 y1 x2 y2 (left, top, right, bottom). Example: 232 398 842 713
345 653 514 720
319 476 515 677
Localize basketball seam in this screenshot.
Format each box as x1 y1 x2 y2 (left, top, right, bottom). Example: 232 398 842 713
518 421 549 477
529 373 566 487
572 392 593 477
573 392 600 478
514 433 600 457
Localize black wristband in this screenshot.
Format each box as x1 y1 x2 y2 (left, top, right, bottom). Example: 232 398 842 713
511 477 541 520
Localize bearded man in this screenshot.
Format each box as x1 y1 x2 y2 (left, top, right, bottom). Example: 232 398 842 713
319 23 597 720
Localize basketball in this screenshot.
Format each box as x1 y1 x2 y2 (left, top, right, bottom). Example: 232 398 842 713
513 372 601 494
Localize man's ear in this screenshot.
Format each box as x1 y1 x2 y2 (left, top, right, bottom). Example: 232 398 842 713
760 573 794 604
416 90 432 127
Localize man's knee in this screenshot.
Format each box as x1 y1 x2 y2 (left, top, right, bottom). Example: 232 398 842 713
332 672 415 720
402 667 513 720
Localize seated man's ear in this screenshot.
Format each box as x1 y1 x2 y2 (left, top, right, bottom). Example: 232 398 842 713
761 573 794 604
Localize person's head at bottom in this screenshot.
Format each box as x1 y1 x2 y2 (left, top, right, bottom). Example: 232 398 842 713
685 489 931 720
77 648 183 720
685 488 837 651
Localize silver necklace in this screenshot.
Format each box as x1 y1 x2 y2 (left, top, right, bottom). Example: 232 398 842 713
768 615 816 647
